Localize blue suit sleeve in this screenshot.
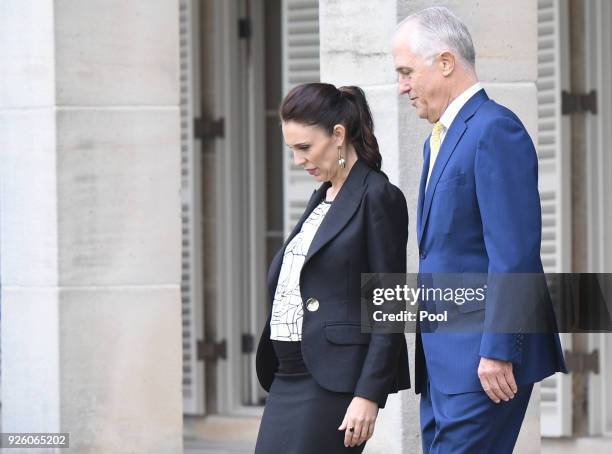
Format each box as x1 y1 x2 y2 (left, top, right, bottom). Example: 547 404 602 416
474 116 542 364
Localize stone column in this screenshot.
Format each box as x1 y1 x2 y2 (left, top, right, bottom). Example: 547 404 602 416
0 1 183 452
320 1 421 452
320 0 541 452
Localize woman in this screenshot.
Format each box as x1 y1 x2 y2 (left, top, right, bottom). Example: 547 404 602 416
255 83 410 453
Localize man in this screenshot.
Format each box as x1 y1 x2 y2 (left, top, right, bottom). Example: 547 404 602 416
392 7 567 453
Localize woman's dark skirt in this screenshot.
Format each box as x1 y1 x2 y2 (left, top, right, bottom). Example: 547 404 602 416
254 371 367 454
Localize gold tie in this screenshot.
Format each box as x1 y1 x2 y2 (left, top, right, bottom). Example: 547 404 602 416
427 121 445 186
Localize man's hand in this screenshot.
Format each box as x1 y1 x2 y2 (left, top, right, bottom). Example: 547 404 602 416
338 396 379 447
478 357 518 403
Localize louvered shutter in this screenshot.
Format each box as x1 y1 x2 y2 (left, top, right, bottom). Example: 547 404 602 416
179 0 205 415
537 0 572 437
282 0 320 236
600 0 612 437
587 0 612 438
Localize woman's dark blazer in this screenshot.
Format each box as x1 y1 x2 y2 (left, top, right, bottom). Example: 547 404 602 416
255 159 411 408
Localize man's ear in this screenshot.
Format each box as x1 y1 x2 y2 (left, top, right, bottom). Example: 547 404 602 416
439 51 455 77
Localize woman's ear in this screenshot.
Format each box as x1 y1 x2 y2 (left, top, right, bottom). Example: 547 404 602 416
332 124 346 147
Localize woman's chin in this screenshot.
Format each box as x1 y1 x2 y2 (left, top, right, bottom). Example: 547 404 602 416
311 173 325 182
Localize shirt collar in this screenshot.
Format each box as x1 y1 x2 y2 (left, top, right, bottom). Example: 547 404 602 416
438 82 483 131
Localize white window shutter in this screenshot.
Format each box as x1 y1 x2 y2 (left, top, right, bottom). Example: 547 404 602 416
282 0 320 236
537 0 572 437
179 0 205 415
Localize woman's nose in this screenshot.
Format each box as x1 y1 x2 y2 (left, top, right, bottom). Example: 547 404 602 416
293 151 306 167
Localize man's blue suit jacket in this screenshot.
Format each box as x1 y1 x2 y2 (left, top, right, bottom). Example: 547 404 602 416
415 89 567 395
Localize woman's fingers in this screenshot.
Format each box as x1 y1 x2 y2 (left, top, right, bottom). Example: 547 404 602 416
356 422 369 446
344 421 361 447
340 397 379 446
366 419 375 441
347 419 378 446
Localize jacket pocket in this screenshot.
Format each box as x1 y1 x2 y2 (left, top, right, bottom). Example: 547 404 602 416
457 274 487 313
325 322 371 345
455 299 486 313
436 172 467 190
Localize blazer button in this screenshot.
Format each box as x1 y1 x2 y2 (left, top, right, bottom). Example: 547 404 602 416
420 251 427 259
306 298 319 312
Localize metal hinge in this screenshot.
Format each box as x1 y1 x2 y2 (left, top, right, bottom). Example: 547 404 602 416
564 349 599 374
238 18 252 39
241 333 255 354
194 117 224 140
198 339 227 362
561 90 597 115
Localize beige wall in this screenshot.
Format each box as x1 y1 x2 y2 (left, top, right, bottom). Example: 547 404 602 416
0 1 183 451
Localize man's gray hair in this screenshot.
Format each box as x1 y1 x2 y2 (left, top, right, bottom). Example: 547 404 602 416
398 6 476 68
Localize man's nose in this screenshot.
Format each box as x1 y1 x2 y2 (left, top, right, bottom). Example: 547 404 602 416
399 80 411 95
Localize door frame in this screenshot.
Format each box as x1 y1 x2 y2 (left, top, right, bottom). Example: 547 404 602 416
584 0 612 438
245 0 269 408
212 0 266 416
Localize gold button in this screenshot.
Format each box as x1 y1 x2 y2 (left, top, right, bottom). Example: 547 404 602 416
306 297 319 312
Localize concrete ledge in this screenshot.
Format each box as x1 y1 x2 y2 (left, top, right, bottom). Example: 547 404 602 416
542 436 612 453
184 415 260 444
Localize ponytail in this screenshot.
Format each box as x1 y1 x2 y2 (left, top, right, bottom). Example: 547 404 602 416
338 86 382 172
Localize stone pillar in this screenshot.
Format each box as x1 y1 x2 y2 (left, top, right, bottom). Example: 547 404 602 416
320 1 421 452
0 1 183 452
320 0 541 452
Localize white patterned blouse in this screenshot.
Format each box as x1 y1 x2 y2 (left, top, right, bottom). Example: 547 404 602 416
269 200 332 341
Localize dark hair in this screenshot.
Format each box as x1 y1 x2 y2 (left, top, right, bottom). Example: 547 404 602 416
279 83 383 173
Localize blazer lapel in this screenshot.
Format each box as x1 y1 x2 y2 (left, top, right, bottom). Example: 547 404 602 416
418 89 489 248
285 183 329 247
417 141 431 244
266 183 328 299
303 159 370 266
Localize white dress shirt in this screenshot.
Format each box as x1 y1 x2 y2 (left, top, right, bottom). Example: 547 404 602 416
427 82 483 185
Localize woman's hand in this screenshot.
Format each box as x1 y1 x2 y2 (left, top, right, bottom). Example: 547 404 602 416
338 396 379 447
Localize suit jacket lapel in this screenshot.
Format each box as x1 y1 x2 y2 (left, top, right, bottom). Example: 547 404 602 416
417 141 431 244
418 89 489 248
419 120 467 248
304 159 369 266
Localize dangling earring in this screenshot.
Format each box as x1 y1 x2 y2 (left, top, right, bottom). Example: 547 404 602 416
337 146 346 169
